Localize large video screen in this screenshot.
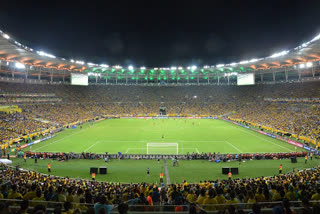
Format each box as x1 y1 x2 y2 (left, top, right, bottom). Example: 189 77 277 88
237 73 255 85
71 73 88 86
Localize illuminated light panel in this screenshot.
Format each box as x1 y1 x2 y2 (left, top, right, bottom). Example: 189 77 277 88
2 34 10 39
306 62 313 67
15 62 25 69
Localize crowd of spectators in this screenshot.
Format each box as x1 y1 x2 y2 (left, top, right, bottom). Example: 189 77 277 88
0 82 319 146
0 163 319 213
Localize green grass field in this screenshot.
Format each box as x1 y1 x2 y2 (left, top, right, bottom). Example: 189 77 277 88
26 119 303 154
12 157 319 183
16 118 319 183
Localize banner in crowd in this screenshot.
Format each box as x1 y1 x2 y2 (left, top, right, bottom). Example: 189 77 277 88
225 118 308 150
20 135 56 149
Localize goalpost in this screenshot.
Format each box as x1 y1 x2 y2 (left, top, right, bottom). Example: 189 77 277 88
147 143 179 155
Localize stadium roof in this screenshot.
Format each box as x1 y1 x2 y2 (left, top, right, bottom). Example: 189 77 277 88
0 28 320 77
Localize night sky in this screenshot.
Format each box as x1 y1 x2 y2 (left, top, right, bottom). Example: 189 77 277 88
1 1 320 67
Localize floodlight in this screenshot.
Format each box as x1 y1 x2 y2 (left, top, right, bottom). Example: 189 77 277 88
178 67 183 70
191 65 197 70
87 63 96 66
230 63 237 66
311 33 320 42
2 34 10 39
15 62 25 69
140 66 146 69
76 61 84 65
239 60 249 64
100 64 109 68
128 65 134 70
270 50 289 58
249 59 259 63
171 66 177 70
299 63 305 68
306 62 312 68
37 51 56 58
216 64 225 68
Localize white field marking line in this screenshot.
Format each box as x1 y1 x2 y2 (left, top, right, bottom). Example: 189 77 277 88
235 127 293 152
180 140 225 142
225 141 242 153
195 148 200 153
98 140 144 143
34 129 88 151
84 141 101 152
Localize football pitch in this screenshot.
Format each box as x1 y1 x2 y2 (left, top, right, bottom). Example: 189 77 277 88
26 118 303 154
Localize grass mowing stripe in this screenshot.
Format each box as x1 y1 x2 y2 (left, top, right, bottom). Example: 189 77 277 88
33 127 89 151
232 124 293 152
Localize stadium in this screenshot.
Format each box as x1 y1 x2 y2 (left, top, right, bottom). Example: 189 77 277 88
0 5 320 214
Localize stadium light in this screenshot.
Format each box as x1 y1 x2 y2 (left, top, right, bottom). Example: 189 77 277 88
100 64 109 68
75 61 85 65
191 65 197 70
249 58 259 63
216 64 225 68
37 51 56 59
87 62 97 67
311 33 320 42
306 62 313 68
270 50 289 58
178 67 183 70
230 63 237 66
140 66 146 69
70 59 75 63
239 60 249 64
299 63 305 68
193 95 197 99
128 65 134 70
15 62 25 69
2 34 10 39
171 66 177 70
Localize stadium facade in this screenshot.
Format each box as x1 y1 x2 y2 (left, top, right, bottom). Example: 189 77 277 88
0 29 320 85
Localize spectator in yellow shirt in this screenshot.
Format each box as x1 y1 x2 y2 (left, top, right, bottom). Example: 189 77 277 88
196 189 207 205
203 189 218 211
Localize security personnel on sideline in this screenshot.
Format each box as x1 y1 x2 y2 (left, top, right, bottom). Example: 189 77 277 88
310 152 313 161
48 163 51 173
228 172 232 180
279 165 282 174
305 155 308 164
24 154 27 162
92 172 96 180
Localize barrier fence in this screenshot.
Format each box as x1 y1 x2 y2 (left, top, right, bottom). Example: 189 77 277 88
0 198 319 214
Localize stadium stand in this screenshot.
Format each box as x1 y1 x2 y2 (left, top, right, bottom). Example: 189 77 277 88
0 163 319 213
0 82 319 147
0 81 320 213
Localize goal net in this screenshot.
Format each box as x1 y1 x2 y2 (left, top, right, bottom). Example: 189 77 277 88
147 143 179 155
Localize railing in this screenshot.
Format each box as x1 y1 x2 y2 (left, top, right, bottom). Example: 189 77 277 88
1 198 319 214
